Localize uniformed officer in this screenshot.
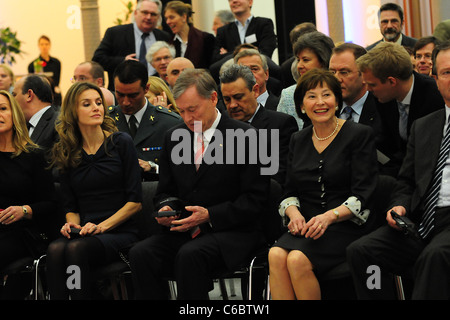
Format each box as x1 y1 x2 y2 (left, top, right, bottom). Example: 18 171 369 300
111 60 182 181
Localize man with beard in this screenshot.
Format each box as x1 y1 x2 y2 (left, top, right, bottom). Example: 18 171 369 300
366 3 417 51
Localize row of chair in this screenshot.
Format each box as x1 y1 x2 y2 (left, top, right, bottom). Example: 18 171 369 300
2 175 412 300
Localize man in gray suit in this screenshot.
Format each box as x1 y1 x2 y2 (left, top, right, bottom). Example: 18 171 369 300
366 3 417 51
12 75 58 152
110 60 181 181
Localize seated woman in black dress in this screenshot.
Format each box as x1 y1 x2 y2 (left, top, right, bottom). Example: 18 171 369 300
268 69 378 300
46 82 142 299
0 90 56 299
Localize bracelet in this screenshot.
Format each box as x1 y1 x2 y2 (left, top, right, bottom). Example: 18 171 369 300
22 206 28 218
333 209 339 221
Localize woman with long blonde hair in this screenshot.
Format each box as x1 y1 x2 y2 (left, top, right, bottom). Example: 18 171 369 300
46 82 142 299
0 90 56 299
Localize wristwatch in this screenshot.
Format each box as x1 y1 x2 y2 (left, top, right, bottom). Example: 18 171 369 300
333 209 339 221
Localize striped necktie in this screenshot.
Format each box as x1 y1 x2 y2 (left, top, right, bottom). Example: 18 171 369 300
398 102 409 141
194 133 204 171
343 106 353 122
418 114 450 239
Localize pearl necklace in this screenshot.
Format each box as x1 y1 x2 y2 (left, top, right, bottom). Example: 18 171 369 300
313 118 339 141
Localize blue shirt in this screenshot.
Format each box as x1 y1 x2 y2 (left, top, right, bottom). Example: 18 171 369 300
339 91 369 124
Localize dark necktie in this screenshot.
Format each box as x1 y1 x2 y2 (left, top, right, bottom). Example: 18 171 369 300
139 33 149 66
398 102 409 141
418 114 450 239
128 115 138 139
343 106 353 122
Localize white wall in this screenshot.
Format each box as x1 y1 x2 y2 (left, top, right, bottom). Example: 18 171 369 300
0 1 134 95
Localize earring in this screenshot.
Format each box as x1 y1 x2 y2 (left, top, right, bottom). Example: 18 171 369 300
335 106 339 111
301 109 306 114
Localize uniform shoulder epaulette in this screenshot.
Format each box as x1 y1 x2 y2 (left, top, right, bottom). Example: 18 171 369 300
154 105 181 119
108 105 119 115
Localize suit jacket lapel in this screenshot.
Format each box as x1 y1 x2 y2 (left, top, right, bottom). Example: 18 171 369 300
250 106 268 128
115 111 131 137
30 107 53 141
194 115 229 180
134 104 157 145
417 110 446 198
359 93 375 124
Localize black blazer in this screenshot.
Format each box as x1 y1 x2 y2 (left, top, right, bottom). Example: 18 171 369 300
358 92 384 147
213 17 277 63
250 106 299 185
393 109 448 223
92 24 170 90
171 26 215 69
263 92 280 111
366 34 418 51
155 113 269 270
377 72 445 176
31 107 59 152
109 101 182 180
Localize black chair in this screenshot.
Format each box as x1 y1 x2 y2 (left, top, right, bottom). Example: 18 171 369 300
0 251 48 300
93 181 159 300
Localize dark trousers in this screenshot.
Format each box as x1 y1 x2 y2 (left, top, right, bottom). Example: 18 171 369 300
347 207 450 299
129 232 228 300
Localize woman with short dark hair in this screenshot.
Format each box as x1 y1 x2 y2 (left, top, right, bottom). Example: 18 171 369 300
269 69 378 300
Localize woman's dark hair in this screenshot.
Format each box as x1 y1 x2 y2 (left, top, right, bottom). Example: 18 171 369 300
293 31 335 69
294 68 343 122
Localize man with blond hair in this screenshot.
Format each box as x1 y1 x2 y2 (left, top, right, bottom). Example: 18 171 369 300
348 41 450 300
357 42 444 176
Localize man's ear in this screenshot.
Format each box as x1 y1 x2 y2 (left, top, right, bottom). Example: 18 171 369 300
252 83 261 99
387 76 398 87
26 89 34 102
210 91 218 105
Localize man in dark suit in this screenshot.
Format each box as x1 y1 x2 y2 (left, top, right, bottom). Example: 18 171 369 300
235 49 280 111
347 42 450 299
210 0 277 82
92 0 170 91
329 43 384 149
366 3 417 51
110 60 181 181
220 64 298 185
357 42 444 176
129 68 269 299
12 75 58 152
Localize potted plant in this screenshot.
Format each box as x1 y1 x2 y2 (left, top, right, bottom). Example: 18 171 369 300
114 1 134 25
0 27 23 65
